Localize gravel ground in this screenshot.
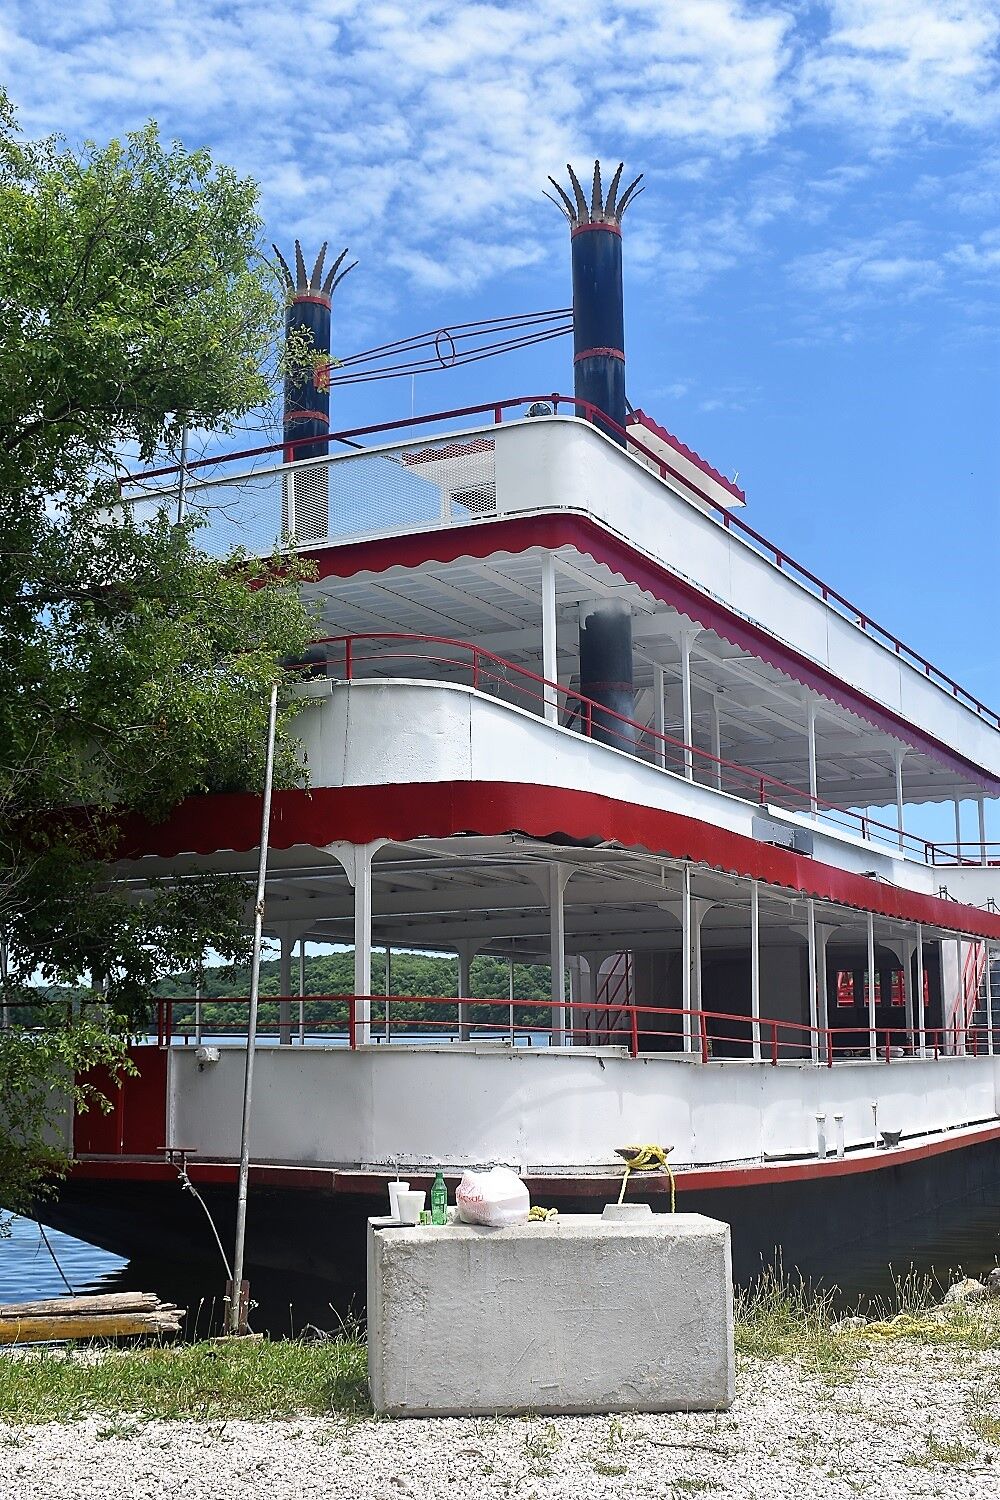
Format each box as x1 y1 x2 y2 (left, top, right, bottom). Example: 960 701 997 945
2 1346 999 1499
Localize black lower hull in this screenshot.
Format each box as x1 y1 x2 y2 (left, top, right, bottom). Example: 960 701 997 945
40 1139 1000 1335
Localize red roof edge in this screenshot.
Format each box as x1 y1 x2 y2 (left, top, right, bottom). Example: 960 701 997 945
627 410 746 504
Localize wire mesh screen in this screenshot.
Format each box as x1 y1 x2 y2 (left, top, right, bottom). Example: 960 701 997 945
122 431 497 557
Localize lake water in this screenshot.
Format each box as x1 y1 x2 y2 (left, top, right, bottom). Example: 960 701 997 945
3 1193 1000 1335
0 1214 127 1303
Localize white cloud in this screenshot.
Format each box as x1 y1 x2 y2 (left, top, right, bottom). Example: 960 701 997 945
787 235 944 300
1 0 998 316
947 227 1000 272
798 0 1000 133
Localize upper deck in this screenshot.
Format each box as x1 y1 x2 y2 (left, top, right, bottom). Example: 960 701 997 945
125 400 1000 796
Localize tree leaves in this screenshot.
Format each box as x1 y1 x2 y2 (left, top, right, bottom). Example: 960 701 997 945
0 92 317 1205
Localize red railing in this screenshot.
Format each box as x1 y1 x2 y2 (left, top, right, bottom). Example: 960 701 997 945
308 631 958 865
150 995 998 1064
120 392 1000 733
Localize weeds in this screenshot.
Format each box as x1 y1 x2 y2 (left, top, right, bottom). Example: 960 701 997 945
736 1262 1000 1374
902 1434 979 1468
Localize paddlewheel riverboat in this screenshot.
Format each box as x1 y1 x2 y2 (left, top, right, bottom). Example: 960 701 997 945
45 163 1000 1300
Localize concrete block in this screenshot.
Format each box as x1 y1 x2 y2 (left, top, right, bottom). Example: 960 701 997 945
367 1212 734 1417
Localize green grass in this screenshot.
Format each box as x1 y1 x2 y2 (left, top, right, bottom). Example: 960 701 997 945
0 1337 369 1424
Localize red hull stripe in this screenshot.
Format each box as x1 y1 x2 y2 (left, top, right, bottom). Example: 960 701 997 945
68 1120 1000 1195
299 513 1000 794
116 781 1000 938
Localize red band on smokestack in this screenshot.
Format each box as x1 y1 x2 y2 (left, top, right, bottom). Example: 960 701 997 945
574 347 625 364
290 292 333 308
285 408 329 425
571 220 623 239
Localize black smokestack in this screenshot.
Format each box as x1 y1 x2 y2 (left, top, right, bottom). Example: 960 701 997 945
274 241 356 462
546 161 643 446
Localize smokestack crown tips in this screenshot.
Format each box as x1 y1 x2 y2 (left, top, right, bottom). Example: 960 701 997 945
545 161 644 229
273 240 357 302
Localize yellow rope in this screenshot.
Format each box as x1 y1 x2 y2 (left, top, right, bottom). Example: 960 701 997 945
614 1140 677 1212
616 1144 676 1212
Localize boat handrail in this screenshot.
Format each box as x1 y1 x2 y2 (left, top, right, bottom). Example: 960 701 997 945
136 993 996 1065
307 631 971 868
118 391 1000 734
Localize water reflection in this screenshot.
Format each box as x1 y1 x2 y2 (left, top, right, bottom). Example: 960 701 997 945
3 1191 1000 1335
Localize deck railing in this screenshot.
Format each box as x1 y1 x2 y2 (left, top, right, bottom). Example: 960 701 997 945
121 392 1000 734
147 995 998 1064
308 631 974 867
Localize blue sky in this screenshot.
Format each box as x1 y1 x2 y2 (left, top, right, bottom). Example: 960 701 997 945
3 1 998 773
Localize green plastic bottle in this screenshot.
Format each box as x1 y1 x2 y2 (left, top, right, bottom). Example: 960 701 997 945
431 1171 448 1225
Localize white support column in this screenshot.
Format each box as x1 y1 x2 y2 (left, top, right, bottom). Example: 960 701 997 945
691 899 715 1055
541 553 558 725
298 937 306 1045
680 632 695 780
807 701 818 818
817 924 832 1059
456 941 478 1041
867 912 877 1061
384 944 392 1041
194 968 203 1046
326 839 388 1046
508 957 516 1044
902 941 915 1052
916 923 926 1057
654 664 666 769
978 796 988 867
954 798 963 861
549 863 569 1046
681 864 693 1050
712 696 722 791
894 747 906 851
278 928 294 1046
807 901 819 1063
750 879 761 1061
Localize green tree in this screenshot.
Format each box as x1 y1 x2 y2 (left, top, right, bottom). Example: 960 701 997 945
0 92 315 1216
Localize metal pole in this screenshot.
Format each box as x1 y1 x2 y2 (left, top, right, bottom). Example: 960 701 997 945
654 664 666 769
978 796 988 867
807 701 818 818
916 923 925 1057
194 968 203 1046
508 956 515 1045
681 633 694 780
712 696 722 790
0 929 9 1031
807 900 819 1063
682 864 692 1051
175 425 189 527
894 748 905 851
541 555 558 724
867 912 877 1061
384 944 391 1042
954 798 962 861
227 680 279 1336
750 880 761 1061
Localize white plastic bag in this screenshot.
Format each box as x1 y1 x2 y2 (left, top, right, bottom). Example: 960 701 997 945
455 1166 530 1227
